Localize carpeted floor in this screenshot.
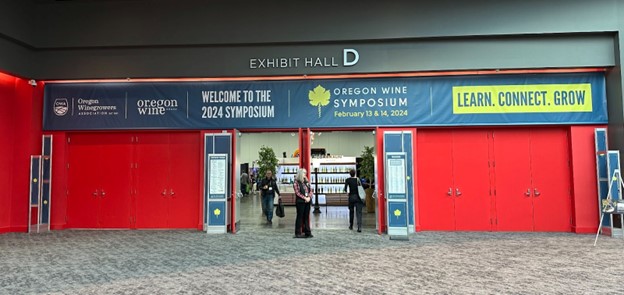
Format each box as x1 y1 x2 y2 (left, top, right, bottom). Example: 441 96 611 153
2 195 623 294
1 227 624 294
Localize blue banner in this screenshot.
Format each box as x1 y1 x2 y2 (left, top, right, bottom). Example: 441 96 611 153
43 73 607 130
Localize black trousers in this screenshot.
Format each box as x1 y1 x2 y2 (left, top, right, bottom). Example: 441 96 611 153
348 195 363 229
295 201 311 236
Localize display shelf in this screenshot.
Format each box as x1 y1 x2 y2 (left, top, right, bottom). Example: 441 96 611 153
309 157 356 205
276 158 299 186
278 157 356 206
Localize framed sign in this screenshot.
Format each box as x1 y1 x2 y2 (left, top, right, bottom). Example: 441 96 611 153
208 154 228 199
386 153 407 199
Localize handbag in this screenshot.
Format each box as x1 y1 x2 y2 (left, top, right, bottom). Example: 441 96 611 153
276 198 285 218
356 178 366 201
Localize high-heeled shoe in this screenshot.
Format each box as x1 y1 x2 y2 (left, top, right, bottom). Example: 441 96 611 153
349 225 353 230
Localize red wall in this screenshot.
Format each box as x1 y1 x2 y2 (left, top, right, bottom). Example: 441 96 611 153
569 125 603 233
0 72 42 233
49 132 67 230
0 73 16 233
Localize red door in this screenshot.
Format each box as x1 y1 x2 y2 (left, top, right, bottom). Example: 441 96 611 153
493 130 534 231
493 128 571 232
452 130 492 231
167 132 200 228
134 132 200 229
67 133 133 228
67 133 101 228
530 129 571 232
95 133 133 228
135 133 170 228
417 130 455 230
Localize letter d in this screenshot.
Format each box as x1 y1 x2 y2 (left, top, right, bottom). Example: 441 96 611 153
343 48 359 67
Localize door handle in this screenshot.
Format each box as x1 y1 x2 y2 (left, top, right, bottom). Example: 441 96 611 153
533 188 541 197
162 189 167 196
447 188 453 196
525 189 531 197
455 188 462 197
93 190 99 197
170 189 175 197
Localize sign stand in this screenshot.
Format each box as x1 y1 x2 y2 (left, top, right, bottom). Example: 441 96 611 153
28 135 54 234
28 156 42 233
206 153 229 234
40 135 53 232
385 152 409 240
594 169 624 246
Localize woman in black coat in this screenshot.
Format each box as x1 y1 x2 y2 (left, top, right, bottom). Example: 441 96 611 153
293 168 313 238
343 169 364 232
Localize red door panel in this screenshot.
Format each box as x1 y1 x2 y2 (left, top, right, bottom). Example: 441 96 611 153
67 134 101 228
167 133 200 228
452 130 492 231
98 133 133 228
530 129 572 232
417 131 455 230
492 130 533 231
135 133 170 228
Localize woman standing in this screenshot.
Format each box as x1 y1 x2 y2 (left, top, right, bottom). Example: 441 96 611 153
344 169 364 232
293 169 313 238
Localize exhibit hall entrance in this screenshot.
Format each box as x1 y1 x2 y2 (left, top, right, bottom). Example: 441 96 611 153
236 129 377 231
235 129 302 231
44 71 606 235
307 129 377 231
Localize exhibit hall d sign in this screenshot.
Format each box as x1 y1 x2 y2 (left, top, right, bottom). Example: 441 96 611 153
249 49 360 69
42 72 607 131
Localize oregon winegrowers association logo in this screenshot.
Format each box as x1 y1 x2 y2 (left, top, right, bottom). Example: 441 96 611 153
308 85 331 118
53 98 69 116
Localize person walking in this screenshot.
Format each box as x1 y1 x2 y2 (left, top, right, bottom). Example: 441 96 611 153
293 168 313 238
260 170 280 224
240 171 250 197
344 169 364 232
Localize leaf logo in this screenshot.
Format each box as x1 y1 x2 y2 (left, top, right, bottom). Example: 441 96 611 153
214 208 221 217
309 85 331 118
394 209 402 218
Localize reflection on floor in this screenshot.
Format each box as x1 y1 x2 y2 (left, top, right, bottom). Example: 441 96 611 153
238 192 377 232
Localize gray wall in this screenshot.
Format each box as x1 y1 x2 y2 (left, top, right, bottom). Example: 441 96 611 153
1 0 624 155
607 34 624 152
26 0 624 47
0 0 34 77
32 34 616 79
0 0 621 79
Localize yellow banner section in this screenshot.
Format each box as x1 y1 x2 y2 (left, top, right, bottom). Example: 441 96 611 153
452 84 592 114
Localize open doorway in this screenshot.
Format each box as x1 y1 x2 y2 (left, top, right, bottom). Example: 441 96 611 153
308 130 376 231
235 129 376 233
236 130 301 231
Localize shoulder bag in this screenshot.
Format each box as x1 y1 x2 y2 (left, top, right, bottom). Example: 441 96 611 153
276 198 285 218
356 178 366 201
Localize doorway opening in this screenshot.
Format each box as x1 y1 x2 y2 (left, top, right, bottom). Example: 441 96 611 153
235 129 377 233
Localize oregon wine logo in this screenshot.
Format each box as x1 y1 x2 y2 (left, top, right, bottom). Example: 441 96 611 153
308 85 331 118
53 98 69 116
137 99 179 115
